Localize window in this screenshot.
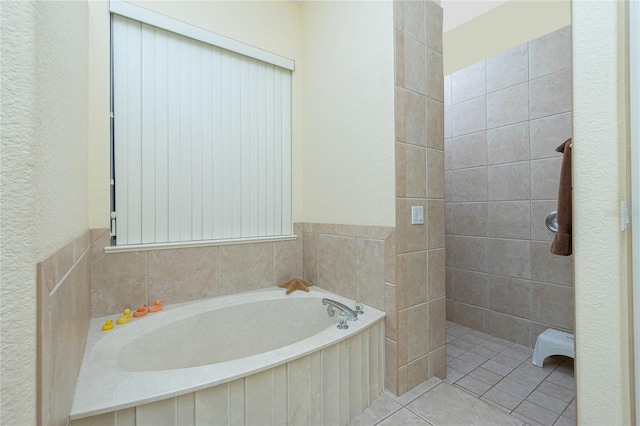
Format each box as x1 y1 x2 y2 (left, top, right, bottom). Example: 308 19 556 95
110 2 293 247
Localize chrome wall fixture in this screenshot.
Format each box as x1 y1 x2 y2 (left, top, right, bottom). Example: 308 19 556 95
546 211 559 233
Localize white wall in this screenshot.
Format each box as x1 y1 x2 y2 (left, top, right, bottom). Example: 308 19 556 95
90 0 395 229
572 1 634 423
443 0 571 74
0 1 90 423
301 0 395 227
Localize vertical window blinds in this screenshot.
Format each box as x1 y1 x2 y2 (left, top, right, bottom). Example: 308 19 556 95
111 14 292 246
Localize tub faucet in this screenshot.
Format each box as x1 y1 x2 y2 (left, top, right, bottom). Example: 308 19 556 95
322 298 358 321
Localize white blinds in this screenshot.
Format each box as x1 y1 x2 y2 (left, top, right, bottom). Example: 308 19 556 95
112 14 292 246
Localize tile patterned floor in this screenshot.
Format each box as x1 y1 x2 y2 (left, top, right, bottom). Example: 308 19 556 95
445 321 575 426
349 321 575 426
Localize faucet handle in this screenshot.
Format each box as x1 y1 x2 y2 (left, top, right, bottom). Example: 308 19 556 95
337 313 349 330
355 302 364 315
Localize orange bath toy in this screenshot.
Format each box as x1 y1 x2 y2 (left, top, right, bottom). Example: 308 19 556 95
148 300 163 313
101 319 114 331
133 304 148 318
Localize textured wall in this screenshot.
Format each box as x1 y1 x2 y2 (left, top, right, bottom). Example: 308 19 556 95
301 0 395 227
444 27 574 348
1 1 90 424
572 1 633 424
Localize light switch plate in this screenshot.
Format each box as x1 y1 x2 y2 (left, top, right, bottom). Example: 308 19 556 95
411 206 424 225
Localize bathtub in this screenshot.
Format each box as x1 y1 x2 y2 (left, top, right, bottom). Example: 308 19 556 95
70 286 385 425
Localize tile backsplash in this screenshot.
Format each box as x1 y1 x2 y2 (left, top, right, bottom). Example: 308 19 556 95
444 26 574 348
37 229 93 425
91 225 303 317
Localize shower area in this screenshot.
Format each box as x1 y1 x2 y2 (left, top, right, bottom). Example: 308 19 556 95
444 26 573 347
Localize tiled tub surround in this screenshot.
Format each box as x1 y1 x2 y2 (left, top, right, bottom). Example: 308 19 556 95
91 225 304 317
70 288 385 425
391 0 446 396
444 26 574 347
37 229 93 425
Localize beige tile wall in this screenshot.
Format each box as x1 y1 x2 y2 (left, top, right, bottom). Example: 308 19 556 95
391 0 446 396
37 229 93 425
444 26 574 348
91 225 304 317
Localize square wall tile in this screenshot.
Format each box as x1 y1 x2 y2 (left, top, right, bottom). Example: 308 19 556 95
529 26 572 80
396 251 429 310
402 303 429 362
386 283 398 340
455 302 490 334
451 132 487 170
490 311 532 347
428 200 445 249
274 236 303 285
428 345 447 379
453 268 489 308
531 241 573 286
531 200 558 242
444 138 453 170
452 96 486 137
317 235 357 300
426 47 444 102
486 43 528 93
486 82 529 129
452 167 488 202
149 247 219 304
530 112 572 160
444 75 451 106
425 0 443 53
428 298 446 349
453 236 488 272
487 122 529 165
396 142 427 198
451 61 486 104
91 247 148 317
487 201 531 240
356 239 385 310
445 267 454 300
303 232 318 284
445 105 452 139
395 31 406 89
446 202 454 235
398 87 427 147
452 202 488 237
428 249 446 300
532 282 573 330
399 0 425 44
531 158 562 200
487 238 531 279
403 35 427 95
426 97 445 150
427 149 445 199
396 198 428 253
445 171 453 202
488 162 530 201
489 274 531 318
530 68 572 119
220 243 274 295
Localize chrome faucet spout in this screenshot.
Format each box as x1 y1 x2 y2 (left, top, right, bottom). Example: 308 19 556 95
322 298 358 321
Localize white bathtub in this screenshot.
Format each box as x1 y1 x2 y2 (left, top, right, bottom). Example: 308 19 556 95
70 287 385 424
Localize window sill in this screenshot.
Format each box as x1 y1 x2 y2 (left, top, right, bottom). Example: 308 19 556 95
104 235 299 254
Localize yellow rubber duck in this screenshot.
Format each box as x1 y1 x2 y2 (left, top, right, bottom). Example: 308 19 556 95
101 319 114 331
116 308 132 324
